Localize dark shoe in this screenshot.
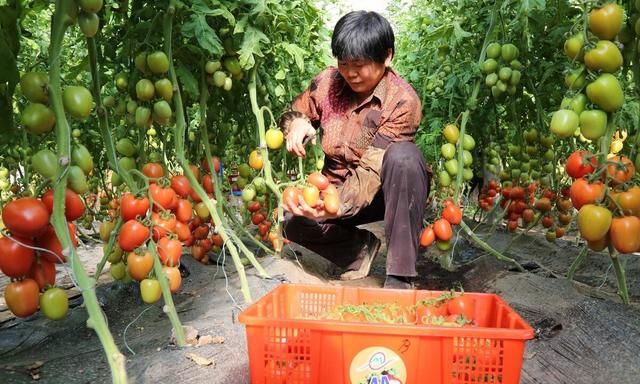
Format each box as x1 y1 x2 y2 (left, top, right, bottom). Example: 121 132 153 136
383 275 414 289
340 233 381 281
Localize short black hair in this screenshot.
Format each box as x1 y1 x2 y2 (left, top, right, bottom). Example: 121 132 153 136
331 11 395 63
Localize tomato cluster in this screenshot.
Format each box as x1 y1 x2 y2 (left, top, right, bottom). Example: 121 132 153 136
436 123 476 193
0 194 85 319
420 199 462 251
481 42 523 99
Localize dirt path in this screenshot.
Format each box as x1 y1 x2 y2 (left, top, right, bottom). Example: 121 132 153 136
1 221 639 383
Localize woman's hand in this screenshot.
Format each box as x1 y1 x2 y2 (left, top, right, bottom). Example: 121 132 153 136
285 118 316 157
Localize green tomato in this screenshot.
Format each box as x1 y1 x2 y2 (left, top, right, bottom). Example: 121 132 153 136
441 143 456 160
140 279 162 304
153 100 172 120
32 149 59 179
253 176 267 195
79 0 103 13
438 170 451 186
586 73 624 112
0 166 8 178
560 93 587 115
68 165 89 194
40 287 69 320
222 56 242 76
115 72 128 91
116 138 137 157
481 58 498 74
462 150 473 166
118 156 136 171
21 103 55 134
510 60 523 70
462 134 476 150
71 144 94 176
205 60 221 74
486 42 501 59
510 70 521 86
212 71 226 88
501 43 519 61
444 159 458 176
20 72 49 104
564 34 584 60
564 67 586 90
223 77 233 91
238 163 252 179
154 78 173 102
584 40 623 73
498 67 512 82
485 73 498 87
242 186 256 202
135 106 152 128
550 109 579 138
135 79 155 101
436 239 451 251
62 86 94 119
462 167 474 181
110 261 126 280
579 110 607 140
146 51 170 74
78 11 99 37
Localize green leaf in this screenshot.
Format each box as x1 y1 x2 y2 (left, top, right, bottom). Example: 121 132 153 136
192 0 235 25
278 42 305 72
176 64 199 100
452 21 471 40
275 84 286 97
234 15 248 34
238 25 270 69
521 0 546 14
275 69 286 80
182 15 224 57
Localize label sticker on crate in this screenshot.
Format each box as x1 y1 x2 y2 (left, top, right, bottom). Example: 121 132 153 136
349 346 407 384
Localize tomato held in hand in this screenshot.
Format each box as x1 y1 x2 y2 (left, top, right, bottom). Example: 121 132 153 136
308 172 329 191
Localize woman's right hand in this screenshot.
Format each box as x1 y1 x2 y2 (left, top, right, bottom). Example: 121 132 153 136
285 117 316 157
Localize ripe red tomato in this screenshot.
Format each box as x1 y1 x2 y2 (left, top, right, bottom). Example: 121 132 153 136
442 204 462 225
201 174 214 194
170 175 193 197
151 211 177 240
149 183 177 210
534 197 552 212
37 223 78 264
211 233 224 247
174 221 192 243
157 237 183 266
251 212 265 225
308 172 329 191
175 199 193 223
447 295 475 320
117 220 149 251
419 226 436 247
247 201 261 213
201 156 221 173
570 178 605 210
142 162 164 179
606 156 635 185
610 216 640 254
120 193 150 221
282 186 302 208
2 197 50 237
565 150 597 179
29 258 56 290
41 189 85 221
4 279 40 317
612 186 640 216
162 266 182 293
0 235 35 278
433 218 453 241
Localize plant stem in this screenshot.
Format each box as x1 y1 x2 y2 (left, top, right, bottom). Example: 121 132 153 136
49 1 127 383
460 221 524 272
566 244 588 281
609 252 630 305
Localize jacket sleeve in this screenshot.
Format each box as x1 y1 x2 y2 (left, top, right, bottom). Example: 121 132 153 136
278 73 324 134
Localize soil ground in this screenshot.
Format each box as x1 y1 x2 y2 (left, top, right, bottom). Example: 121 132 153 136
1 220 639 384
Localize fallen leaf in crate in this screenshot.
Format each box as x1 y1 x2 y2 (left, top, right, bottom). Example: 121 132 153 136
197 335 225 346
185 353 214 366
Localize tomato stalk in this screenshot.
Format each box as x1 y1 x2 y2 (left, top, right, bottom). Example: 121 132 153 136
248 66 285 252
95 217 124 278
48 1 127 383
460 221 524 271
609 247 630 305
198 76 271 275
566 244 589 281
162 1 253 303
87 37 138 194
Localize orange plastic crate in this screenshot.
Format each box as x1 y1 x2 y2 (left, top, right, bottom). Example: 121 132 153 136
239 284 534 384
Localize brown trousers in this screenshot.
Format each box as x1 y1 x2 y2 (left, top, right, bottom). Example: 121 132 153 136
283 142 431 277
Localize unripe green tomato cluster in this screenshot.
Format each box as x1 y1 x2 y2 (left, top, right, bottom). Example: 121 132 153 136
437 124 476 195
481 42 522 99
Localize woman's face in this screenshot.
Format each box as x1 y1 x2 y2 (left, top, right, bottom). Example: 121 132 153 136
337 50 392 98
